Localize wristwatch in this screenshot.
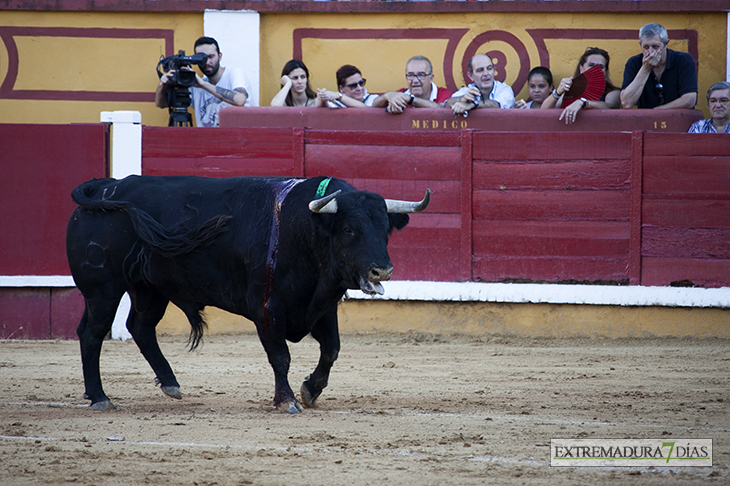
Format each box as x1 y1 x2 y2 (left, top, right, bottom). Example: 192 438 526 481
580 97 588 108
552 89 561 100
407 95 415 105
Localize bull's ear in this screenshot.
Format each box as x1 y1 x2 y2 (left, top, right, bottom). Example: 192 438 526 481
311 212 338 235
388 213 409 233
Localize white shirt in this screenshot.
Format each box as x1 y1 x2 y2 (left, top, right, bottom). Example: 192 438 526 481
191 66 251 127
451 80 515 109
327 90 379 108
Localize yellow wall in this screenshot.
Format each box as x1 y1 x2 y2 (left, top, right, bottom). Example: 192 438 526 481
157 300 730 339
263 12 724 118
0 11 202 126
0 10 726 124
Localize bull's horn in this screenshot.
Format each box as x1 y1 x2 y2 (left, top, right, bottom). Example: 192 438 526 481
308 190 341 213
385 189 431 213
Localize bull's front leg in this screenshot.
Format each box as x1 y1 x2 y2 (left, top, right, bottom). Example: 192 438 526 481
256 320 303 414
301 309 340 408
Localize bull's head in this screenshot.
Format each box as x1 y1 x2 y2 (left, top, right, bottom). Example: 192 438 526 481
308 189 431 295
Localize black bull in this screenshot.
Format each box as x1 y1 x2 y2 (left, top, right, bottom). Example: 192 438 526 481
66 175 430 412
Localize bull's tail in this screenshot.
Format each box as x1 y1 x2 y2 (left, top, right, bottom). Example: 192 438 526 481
72 180 232 258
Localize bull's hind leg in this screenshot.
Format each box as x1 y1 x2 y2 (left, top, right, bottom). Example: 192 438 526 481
77 291 125 410
126 288 182 400
301 309 340 408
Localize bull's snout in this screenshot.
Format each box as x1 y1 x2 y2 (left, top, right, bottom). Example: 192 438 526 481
369 265 393 282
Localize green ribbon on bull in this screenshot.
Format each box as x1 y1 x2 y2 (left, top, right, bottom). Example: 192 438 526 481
316 177 332 197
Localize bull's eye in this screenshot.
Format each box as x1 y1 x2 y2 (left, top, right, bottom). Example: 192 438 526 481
344 226 354 236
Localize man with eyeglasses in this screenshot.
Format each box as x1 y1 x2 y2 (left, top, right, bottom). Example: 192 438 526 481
620 23 697 110
372 56 452 114
445 53 515 115
688 82 730 133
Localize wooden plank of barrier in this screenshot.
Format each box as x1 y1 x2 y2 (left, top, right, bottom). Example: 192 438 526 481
473 159 631 191
388 247 460 282
641 257 730 288
645 132 730 156
304 145 460 180
642 227 730 259
142 157 295 177
643 155 730 196
305 130 459 147
473 220 629 257
388 213 460 249
643 199 730 228
472 131 632 160
473 190 629 221
142 127 294 158
472 256 629 284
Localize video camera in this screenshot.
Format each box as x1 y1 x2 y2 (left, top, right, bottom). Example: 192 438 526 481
157 50 207 87
156 50 207 127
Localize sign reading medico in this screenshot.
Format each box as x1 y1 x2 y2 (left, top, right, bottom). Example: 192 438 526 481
551 439 712 467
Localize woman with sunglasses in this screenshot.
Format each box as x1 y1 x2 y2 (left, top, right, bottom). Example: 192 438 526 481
541 47 620 124
271 59 318 107
317 65 379 108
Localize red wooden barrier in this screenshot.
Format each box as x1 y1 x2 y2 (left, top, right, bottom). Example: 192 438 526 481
641 133 730 287
0 123 106 338
220 107 703 133
141 124 730 288
2 118 728 339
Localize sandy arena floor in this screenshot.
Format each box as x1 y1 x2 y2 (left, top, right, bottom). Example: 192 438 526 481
1 332 728 485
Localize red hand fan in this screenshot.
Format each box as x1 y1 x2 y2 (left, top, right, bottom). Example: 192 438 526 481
563 65 605 106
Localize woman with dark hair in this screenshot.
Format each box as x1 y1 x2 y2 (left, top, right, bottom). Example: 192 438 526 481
270 59 317 107
514 67 553 109
317 64 379 108
542 47 620 124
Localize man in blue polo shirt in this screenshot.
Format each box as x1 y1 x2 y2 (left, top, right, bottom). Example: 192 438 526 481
620 23 697 110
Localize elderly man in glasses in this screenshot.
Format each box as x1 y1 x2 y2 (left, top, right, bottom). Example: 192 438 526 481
445 53 515 115
620 23 697 110
688 82 730 133
372 56 453 114
316 64 379 108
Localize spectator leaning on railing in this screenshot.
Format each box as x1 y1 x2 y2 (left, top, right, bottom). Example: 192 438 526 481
620 23 698 110
445 53 515 116
316 64 379 108
372 56 453 114
541 47 620 125
688 82 730 133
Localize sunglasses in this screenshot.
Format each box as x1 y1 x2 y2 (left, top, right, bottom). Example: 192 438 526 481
343 79 366 90
655 83 664 105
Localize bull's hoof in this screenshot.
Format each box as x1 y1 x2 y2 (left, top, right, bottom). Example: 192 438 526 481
276 398 304 414
91 399 115 410
300 380 320 408
161 386 182 399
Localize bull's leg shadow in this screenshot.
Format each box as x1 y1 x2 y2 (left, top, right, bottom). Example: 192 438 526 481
127 290 182 400
301 313 341 408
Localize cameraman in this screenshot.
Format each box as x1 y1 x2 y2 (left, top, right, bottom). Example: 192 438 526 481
155 36 251 127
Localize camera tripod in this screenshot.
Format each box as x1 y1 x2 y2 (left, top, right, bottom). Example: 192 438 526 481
167 86 194 127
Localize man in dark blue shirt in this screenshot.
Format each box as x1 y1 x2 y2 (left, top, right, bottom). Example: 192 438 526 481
620 23 697 109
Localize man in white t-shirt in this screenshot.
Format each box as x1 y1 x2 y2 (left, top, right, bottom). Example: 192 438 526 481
155 36 251 127
445 53 515 115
